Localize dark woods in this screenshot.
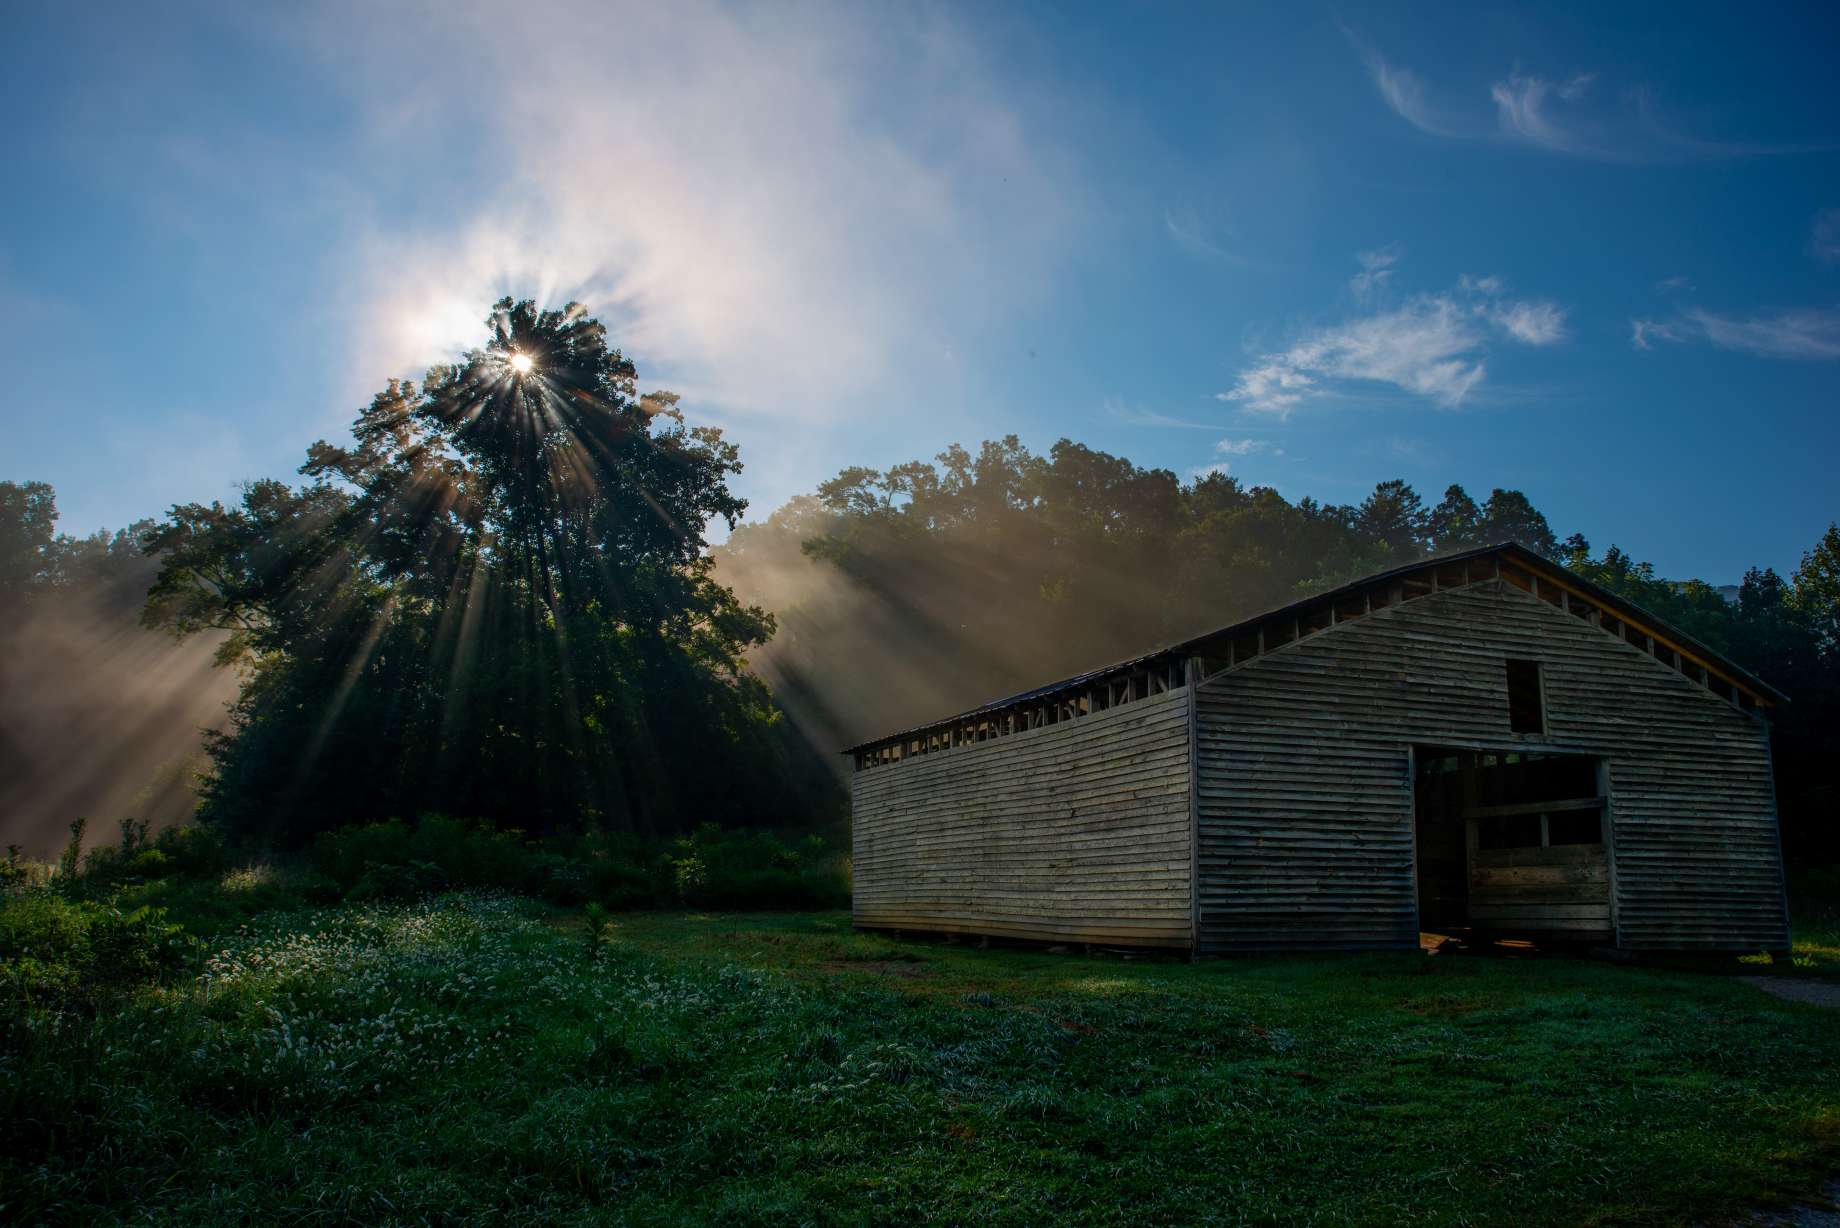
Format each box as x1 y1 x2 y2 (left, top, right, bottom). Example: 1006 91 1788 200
3 299 1836 863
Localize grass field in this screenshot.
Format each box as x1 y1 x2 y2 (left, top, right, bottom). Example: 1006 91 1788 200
5 897 1839 1226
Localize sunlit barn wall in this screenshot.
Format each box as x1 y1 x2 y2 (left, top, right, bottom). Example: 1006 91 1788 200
851 687 1193 947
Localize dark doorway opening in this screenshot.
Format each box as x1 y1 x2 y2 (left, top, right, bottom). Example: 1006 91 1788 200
1413 748 1611 951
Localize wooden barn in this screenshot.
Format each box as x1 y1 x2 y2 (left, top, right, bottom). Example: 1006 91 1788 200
846 543 1791 956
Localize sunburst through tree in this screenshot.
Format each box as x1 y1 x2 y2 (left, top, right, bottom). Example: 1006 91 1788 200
142 299 840 845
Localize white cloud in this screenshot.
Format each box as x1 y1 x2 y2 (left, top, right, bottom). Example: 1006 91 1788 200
1215 437 1274 456
1633 307 1840 360
1812 209 1840 264
269 1 1080 443
1488 300 1567 345
1360 50 1469 139
1654 275 1695 294
1224 360 1318 414
1350 244 1402 301
1225 296 1484 413
1189 462 1233 480
1490 73 1601 155
1629 318 1678 350
1222 261 1565 415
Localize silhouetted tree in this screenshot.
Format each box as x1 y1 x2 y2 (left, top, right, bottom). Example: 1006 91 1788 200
143 300 836 844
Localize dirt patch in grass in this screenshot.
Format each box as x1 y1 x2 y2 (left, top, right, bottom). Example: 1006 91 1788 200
1742 977 1840 1011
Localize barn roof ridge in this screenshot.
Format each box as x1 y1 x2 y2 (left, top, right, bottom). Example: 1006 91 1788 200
841 540 1784 754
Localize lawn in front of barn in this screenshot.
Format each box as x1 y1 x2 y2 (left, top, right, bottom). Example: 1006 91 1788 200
5 898 1839 1226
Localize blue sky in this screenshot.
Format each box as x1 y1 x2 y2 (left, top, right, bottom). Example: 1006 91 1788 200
2 2 1836 581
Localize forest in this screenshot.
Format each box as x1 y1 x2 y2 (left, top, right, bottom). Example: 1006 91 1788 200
3 298 1838 866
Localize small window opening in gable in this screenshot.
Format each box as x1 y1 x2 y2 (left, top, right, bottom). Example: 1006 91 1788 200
1506 659 1545 734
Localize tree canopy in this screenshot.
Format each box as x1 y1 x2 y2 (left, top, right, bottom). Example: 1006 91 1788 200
141 300 832 845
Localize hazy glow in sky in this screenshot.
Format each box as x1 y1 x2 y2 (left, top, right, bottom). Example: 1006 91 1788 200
2 1 1837 578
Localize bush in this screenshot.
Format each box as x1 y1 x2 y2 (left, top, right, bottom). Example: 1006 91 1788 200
312 816 532 898
669 826 850 910
114 869 310 936
0 893 196 1011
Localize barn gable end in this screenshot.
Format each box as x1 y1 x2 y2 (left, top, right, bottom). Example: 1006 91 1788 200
1195 577 1786 953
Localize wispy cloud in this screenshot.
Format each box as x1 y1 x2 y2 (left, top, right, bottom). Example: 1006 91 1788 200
1215 436 1279 457
1163 207 1253 266
1632 307 1840 361
1358 48 1469 139
1654 275 1695 294
1350 244 1402 301
1489 300 1567 345
1221 258 1566 415
1812 209 1840 264
1489 72 1616 158
1103 397 1217 430
1353 37 1822 164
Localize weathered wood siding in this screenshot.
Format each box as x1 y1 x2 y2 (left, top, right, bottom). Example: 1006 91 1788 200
1467 843 1611 939
1196 580 1786 953
851 687 1193 947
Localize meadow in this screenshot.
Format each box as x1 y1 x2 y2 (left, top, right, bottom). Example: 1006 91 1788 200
5 884 1839 1226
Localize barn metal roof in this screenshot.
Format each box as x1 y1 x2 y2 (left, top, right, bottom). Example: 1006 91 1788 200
841 541 1786 753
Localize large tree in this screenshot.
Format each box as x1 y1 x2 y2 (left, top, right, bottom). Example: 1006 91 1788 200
144 300 834 844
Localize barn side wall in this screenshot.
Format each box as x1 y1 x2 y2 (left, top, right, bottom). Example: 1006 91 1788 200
1196 580 1787 954
851 687 1193 947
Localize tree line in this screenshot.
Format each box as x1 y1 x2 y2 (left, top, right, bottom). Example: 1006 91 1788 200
2 299 1834 862
711 437 1840 862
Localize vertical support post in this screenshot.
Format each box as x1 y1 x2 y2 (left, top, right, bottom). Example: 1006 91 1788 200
1597 756 1624 952
1185 655 1202 960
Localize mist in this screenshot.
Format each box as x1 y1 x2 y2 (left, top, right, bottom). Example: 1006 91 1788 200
0 542 236 859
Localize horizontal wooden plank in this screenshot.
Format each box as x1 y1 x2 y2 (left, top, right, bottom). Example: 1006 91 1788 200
853 688 1193 947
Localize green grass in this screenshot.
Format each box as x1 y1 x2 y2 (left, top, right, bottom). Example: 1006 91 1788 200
5 898 1839 1226
1791 918 1840 978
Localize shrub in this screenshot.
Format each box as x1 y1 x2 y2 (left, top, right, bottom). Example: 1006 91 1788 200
151 825 231 881
0 893 196 1011
669 826 850 910
115 872 300 936
312 816 532 897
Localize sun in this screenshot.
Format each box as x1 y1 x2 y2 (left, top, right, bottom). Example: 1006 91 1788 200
509 352 533 374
